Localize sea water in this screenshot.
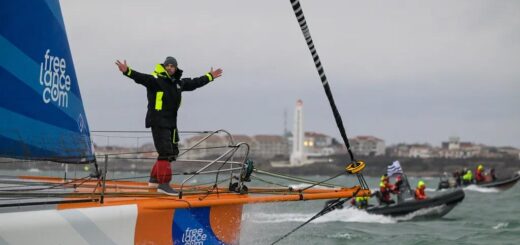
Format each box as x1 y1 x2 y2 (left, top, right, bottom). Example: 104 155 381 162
240 175 520 245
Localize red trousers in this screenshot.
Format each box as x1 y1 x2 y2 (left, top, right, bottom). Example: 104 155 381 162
150 160 172 184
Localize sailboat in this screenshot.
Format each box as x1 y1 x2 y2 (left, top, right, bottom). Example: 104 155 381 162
0 1 369 244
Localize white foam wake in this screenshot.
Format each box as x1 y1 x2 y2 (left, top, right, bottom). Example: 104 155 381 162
245 208 395 224
319 208 396 224
393 205 447 221
493 222 509 229
463 185 499 193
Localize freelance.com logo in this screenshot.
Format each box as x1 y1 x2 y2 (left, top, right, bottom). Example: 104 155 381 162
39 49 71 108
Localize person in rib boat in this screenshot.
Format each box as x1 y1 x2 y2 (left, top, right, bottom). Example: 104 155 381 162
115 57 223 194
415 180 427 200
475 164 486 183
378 174 396 205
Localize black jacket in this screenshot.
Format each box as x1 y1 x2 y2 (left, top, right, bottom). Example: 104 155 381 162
123 64 214 128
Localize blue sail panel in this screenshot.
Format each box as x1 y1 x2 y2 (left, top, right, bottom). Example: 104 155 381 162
0 0 94 163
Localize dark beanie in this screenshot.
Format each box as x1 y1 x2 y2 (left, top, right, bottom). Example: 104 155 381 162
163 56 177 67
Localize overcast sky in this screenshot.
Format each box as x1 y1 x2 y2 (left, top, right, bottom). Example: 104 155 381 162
60 0 520 148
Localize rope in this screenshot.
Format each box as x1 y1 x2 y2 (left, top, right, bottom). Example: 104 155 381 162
210 146 238 197
254 169 338 188
289 0 355 162
271 187 361 244
301 172 345 191
0 175 92 192
289 0 368 190
250 175 291 188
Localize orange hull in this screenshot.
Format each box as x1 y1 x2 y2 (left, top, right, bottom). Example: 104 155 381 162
4 176 368 244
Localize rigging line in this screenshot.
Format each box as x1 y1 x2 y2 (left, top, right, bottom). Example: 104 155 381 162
0 198 100 208
357 173 369 190
289 0 355 162
91 134 152 139
0 181 58 189
98 165 244 182
208 144 240 197
195 177 232 201
301 171 346 191
93 146 231 157
0 156 94 164
91 130 214 134
0 175 91 192
289 0 369 191
248 176 327 195
271 187 361 245
186 177 231 191
250 175 291 188
254 169 338 188
0 159 36 164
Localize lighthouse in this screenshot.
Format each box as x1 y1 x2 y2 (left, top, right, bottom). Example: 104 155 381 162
290 99 306 166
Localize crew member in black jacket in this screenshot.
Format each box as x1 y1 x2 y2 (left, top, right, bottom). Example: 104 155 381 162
115 57 222 194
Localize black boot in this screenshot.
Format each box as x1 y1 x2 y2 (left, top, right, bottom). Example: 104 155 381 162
158 183 177 196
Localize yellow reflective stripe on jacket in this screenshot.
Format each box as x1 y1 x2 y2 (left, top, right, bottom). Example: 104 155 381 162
126 68 132 76
152 64 170 78
356 196 367 202
205 73 213 81
172 128 177 144
155 91 164 111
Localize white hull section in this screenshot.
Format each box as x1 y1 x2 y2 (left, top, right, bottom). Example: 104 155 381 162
0 205 138 245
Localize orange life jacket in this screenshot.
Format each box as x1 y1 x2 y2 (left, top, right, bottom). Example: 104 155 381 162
415 186 426 200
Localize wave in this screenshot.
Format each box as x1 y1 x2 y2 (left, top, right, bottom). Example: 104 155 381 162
393 205 448 222
326 232 353 240
463 185 499 193
27 168 41 173
493 222 509 230
245 207 396 224
319 208 396 224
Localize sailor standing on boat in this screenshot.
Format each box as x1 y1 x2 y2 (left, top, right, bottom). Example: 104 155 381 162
115 57 223 194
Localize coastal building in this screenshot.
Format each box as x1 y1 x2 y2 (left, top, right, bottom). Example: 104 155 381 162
350 136 385 156
409 144 433 158
182 134 229 160
440 137 482 158
252 135 289 159
183 134 289 160
386 143 434 158
496 146 520 159
303 132 334 155
386 143 411 158
94 145 141 159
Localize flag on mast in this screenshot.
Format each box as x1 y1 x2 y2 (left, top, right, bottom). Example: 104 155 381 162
387 160 404 177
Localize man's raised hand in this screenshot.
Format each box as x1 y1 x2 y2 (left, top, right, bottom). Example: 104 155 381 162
115 60 128 73
210 67 223 79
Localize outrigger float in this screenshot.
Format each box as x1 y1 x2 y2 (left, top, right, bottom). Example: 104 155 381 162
0 1 371 244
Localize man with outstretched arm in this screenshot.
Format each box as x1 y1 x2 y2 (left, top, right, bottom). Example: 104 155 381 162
115 57 223 194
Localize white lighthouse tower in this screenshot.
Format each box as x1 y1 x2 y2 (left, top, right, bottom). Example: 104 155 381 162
290 99 306 166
